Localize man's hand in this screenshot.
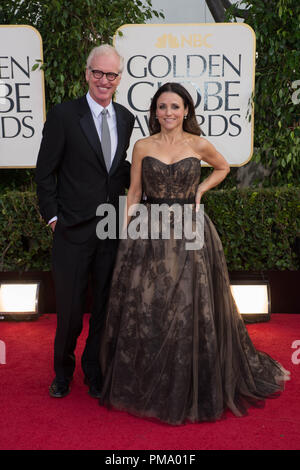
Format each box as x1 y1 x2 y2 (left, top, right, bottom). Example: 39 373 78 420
50 220 57 232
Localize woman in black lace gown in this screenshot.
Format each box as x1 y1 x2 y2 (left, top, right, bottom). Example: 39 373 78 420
99 82 290 425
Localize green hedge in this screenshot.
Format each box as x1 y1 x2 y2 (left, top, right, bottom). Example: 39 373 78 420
0 187 299 272
204 186 300 271
0 191 52 272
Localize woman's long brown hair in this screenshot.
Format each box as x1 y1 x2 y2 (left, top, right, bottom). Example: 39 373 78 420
148 82 202 136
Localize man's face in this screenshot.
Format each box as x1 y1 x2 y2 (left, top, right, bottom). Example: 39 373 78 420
86 53 122 107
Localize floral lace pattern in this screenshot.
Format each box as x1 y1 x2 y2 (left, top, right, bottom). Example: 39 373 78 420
100 157 289 425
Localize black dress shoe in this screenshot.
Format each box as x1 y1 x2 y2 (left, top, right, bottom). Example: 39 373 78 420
49 379 70 398
84 377 101 399
88 384 101 399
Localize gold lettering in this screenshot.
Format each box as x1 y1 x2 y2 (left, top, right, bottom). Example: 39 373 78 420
204 34 212 47
156 33 212 48
181 34 193 47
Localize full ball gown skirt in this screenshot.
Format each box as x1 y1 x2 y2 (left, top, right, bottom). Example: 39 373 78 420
99 156 289 425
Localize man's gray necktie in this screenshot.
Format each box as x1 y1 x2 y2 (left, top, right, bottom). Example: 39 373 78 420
101 109 111 171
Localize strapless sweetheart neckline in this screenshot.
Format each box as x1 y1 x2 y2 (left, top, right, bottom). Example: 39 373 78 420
101 150 289 425
143 156 201 166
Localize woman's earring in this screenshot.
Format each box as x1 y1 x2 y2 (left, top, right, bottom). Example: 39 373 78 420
184 114 187 119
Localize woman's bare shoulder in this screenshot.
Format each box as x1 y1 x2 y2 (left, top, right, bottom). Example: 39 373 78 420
189 135 217 154
133 135 159 154
189 134 208 147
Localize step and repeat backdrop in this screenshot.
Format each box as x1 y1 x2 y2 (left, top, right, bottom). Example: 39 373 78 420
0 25 45 167
0 23 255 167
114 23 256 166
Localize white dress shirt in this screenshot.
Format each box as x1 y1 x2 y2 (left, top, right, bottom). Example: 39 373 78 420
86 91 118 166
48 92 118 225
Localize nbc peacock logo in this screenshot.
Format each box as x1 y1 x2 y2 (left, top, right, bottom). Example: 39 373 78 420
155 33 212 49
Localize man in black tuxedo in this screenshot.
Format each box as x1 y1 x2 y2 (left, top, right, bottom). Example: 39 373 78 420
36 44 135 398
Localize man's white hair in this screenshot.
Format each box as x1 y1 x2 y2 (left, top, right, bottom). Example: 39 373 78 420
86 44 124 72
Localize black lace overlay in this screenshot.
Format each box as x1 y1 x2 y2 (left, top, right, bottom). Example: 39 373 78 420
99 157 289 425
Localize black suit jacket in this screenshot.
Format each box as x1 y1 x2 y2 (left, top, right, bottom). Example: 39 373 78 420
36 96 135 241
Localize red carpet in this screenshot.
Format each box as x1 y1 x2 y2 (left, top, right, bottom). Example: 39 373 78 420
0 314 299 450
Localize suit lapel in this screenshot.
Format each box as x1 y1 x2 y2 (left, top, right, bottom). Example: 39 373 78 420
78 97 127 175
78 97 107 171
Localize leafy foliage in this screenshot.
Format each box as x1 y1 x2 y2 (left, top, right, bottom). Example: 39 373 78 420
227 0 300 186
0 191 52 271
0 0 164 109
0 0 163 191
204 186 300 271
1 188 299 272
0 1 299 275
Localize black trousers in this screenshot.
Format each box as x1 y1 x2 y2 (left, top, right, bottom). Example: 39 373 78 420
52 223 118 385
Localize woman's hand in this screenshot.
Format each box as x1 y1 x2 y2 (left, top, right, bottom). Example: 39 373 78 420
195 185 205 212
193 137 230 210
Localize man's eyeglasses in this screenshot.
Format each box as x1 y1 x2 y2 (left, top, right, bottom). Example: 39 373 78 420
89 68 120 81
